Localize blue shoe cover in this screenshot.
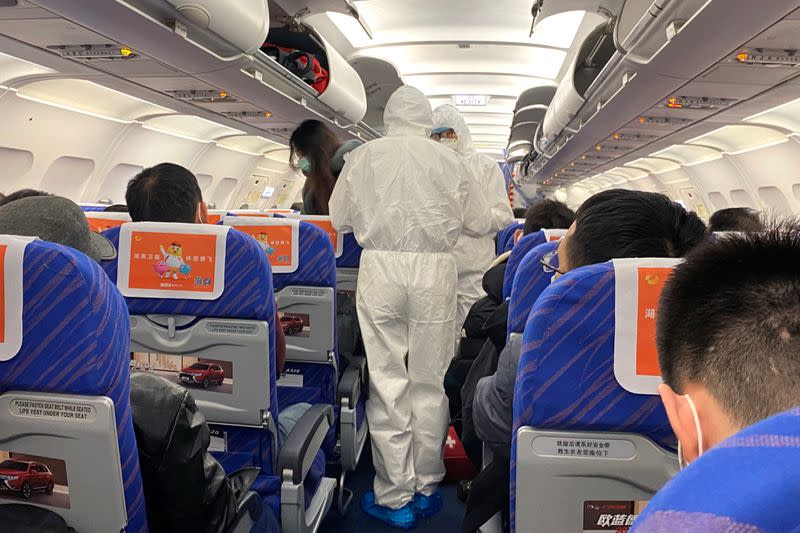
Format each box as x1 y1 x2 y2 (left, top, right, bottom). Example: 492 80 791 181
412 489 443 519
362 492 417 530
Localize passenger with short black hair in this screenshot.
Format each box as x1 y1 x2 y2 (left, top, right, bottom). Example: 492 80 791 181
104 204 129 213
632 223 800 532
0 188 50 208
522 199 575 236
707 206 764 233
512 207 526 219
463 190 706 533
126 163 207 223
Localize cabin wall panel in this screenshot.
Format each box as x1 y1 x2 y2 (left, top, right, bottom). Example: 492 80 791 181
729 140 800 214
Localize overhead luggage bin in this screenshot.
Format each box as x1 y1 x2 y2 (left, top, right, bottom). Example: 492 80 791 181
513 86 557 114
540 18 615 152
513 106 548 126
164 0 269 55
509 123 538 145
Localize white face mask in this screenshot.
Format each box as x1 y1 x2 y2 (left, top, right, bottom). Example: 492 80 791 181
439 138 458 150
677 394 704 469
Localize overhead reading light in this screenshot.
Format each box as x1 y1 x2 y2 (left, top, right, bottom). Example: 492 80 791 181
168 90 232 102
735 49 800 67
454 95 489 106
220 110 273 120
636 116 692 127
666 96 737 110
611 132 658 142
48 44 139 61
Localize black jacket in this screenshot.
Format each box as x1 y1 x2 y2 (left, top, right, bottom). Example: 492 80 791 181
130 373 258 533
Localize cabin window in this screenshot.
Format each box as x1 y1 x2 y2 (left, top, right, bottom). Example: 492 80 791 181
757 186 791 213
40 156 95 200
729 189 757 209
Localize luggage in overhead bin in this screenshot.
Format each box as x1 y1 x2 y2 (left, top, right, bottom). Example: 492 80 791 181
262 43 330 94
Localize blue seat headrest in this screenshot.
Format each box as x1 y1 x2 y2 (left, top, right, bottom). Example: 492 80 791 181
497 222 523 255
503 231 547 299
272 222 336 291
336 233 362 269
507 241 559 335
513 261 674 448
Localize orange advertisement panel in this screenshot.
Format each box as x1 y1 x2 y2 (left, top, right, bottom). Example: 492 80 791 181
305 218 341 257
0 244 6 343
207 214 222 224
128 232 218 294
235 225 295 270
86 217 127 233
549 235 562 242
635 267 671 377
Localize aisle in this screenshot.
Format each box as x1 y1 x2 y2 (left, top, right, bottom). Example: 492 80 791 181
322 446 464 532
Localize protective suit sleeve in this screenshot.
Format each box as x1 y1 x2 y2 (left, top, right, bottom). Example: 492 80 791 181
481 157 515 233
459 158 494 239
328 150 359 233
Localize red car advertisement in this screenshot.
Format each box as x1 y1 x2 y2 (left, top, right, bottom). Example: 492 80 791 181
132 353 234 395
279 312 310 338
0 451 70 509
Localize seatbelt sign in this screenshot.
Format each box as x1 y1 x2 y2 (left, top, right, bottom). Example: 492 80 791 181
224 217 299 274
613 258 681 394
85 212 131 233
117 223 229 300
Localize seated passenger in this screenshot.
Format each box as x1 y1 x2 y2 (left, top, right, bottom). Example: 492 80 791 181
0 188 50 208
512 207 526 219
707 206 764 233
104 203 129 212
463 190 706 533
632 223 800 532
0 195 116 262
124 164 307 503
450 200 575 462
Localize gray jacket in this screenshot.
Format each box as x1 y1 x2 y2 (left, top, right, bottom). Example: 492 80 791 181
473 333 524 452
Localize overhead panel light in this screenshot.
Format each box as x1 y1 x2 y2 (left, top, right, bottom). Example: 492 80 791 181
735 49 800 67
48 44 139 61
168 90 232 103
220 110 273 121
611 132 658 143
665 96 737 110
454 95 488 106
636 116 693 127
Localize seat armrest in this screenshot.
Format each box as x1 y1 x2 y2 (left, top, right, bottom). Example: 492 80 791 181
225 490 262 533
337 364 362 409
229 467 260 504
278 404 334 484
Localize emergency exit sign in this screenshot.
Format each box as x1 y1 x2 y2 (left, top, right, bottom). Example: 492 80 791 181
454 95 488 106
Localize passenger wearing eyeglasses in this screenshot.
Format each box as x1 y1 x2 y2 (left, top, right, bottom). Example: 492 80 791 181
463 190 707 533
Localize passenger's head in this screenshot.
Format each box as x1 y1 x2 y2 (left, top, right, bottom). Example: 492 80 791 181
557 190 706 273
0 195 116 261
0 189 50 208
522 200 575 235
126 163 206 223
289 119 342 215
656 223 800 464
708 207 764 233
512 208 527 219
103 204 128 213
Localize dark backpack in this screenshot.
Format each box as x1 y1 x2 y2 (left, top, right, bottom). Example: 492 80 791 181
0 505 76 533
262 43 330 94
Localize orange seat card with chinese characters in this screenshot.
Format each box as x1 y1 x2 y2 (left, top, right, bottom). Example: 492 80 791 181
0 236 34 361
296 215 343 258
223 217 299 274
613 259 681 395
117 223 228 300
85 212 131 233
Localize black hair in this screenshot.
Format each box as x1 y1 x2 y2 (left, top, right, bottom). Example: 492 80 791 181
523 199 575 235
0 189 50 208
568 190 706 269
708 207 764 233
103 204 129 213
126 163 202 223
512 208 527 219
289 120 342 215
657 221 800 427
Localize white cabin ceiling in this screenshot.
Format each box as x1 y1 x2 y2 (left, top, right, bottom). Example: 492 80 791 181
315 2 587 158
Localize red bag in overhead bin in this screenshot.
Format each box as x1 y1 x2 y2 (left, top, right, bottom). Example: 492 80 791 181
262 43 330 94
444 425 477 482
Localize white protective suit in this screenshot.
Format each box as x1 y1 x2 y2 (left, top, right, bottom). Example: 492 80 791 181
432 105 515 343
330 87 491 509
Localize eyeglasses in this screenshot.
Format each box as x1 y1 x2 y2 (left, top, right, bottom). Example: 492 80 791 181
540 250 564 275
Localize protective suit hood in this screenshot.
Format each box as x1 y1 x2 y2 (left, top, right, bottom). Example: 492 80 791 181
384 86 434 137
432 105 476 157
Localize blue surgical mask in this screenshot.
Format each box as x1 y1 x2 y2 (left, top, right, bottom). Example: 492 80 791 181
439 138 458 150
297 157 311 173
